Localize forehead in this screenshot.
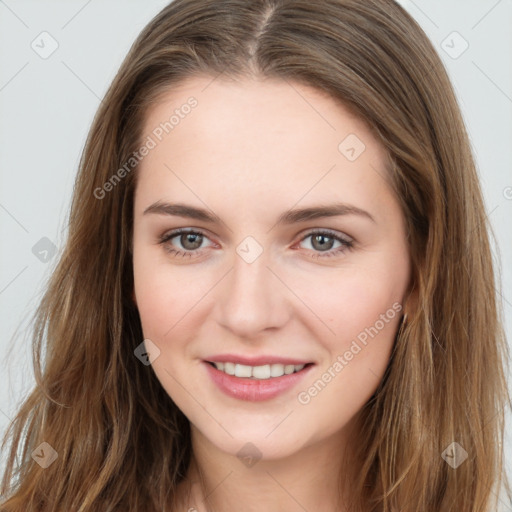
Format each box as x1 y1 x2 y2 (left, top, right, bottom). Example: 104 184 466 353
136 75 393 216
142 74 386 159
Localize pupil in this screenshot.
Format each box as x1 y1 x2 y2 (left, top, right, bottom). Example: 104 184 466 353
183 233 202 249
313 234 333 251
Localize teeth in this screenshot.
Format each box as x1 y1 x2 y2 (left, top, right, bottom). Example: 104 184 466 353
224 362 235 375
235 364 252 378
284 364 295 375
212 362 306 379
252 365 270 379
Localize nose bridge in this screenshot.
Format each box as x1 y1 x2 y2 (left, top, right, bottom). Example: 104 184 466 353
217 237 286 335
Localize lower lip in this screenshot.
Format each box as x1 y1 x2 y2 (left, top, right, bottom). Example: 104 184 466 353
203 361 314 402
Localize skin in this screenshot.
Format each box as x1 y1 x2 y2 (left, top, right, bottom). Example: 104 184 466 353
132 75 411 512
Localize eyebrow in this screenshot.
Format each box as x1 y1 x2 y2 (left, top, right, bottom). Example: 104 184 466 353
143 201 375 225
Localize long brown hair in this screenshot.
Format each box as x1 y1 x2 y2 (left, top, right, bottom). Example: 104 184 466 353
1 0 510 510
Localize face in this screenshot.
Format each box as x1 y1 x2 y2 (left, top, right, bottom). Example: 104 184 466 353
132 75 411 460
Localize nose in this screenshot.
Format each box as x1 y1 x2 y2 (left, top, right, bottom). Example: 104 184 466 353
216 246 290 339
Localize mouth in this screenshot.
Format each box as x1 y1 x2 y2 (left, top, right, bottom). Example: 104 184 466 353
203 360 315 401
205 360 315 380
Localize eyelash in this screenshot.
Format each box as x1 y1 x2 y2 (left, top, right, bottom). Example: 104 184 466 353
158 228 354 259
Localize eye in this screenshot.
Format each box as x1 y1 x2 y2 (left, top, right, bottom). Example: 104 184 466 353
158 228 354 259
158 228 213 258
297 230 354 259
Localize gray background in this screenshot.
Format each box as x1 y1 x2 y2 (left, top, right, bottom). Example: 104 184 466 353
1 0 511 508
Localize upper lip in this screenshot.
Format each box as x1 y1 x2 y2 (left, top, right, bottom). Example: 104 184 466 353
205 354 313 366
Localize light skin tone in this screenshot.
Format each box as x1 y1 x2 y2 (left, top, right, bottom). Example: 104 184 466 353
132 75 412 512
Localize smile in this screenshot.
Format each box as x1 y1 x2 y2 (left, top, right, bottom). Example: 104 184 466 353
203 361 315 401
207 361 309 379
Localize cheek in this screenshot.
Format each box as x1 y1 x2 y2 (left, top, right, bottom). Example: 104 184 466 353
298 257 407 412
133 244 205 340
133 245 183 341
298 258 407 418
332 277 398 334
296 282 403 439
300 261 406 349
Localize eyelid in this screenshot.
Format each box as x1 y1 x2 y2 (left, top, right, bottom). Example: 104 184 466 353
159 227 216 246
159 227 353 244
294 229 354 258
158 227 354 258
299 227 353 243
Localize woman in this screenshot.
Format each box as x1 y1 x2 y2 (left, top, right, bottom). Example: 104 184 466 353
1 0 510 510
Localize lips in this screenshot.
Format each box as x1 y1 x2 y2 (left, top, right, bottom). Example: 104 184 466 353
203 359 315 401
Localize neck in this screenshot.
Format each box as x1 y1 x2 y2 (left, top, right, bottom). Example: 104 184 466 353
174 421 359 512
